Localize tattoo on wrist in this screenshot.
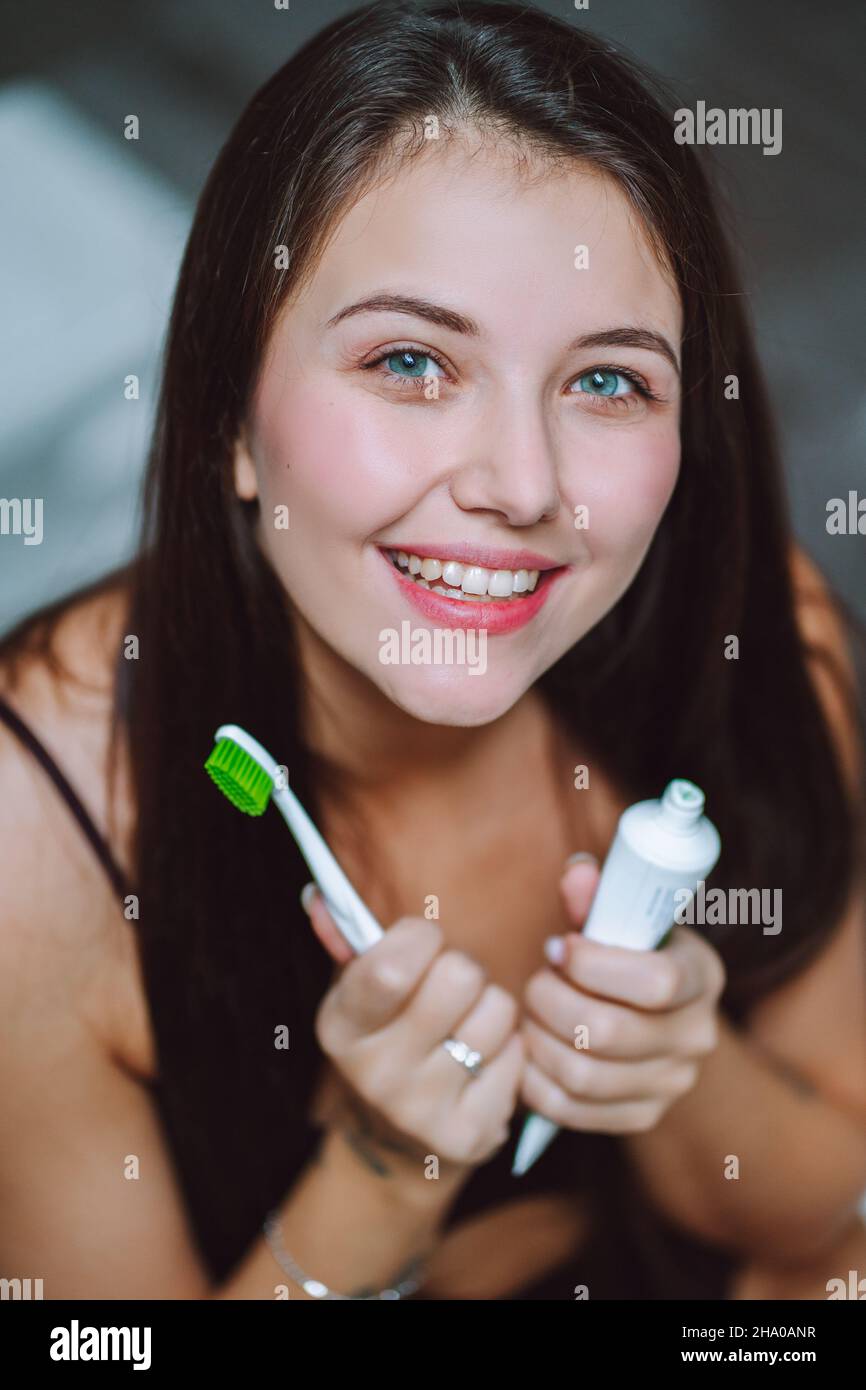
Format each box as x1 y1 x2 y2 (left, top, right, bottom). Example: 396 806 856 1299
340 1096 425 1176
342 1123 393 1176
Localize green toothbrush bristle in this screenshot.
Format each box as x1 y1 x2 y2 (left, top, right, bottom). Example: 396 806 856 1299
205 738 273 816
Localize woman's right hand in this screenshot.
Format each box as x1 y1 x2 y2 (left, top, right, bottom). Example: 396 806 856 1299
304 886 525 1177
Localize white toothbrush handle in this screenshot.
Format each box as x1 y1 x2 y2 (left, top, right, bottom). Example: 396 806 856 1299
270 785 384 955
324 900 384 955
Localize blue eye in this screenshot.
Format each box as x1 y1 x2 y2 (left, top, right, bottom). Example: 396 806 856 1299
576 369 632 397
385 349 436 378
360 348 660 407
363 345 450 388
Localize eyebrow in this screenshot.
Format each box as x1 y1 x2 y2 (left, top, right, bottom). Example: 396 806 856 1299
324 292 680 376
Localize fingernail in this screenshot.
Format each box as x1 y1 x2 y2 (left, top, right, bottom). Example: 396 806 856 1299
544 935 566 965
565 851 598 868
300 881 317 913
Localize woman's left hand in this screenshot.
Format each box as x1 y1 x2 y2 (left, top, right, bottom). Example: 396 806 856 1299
519 856 727 1133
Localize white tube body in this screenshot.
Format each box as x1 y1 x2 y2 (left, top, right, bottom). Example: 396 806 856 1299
582 780 721 950
512 779 721 1176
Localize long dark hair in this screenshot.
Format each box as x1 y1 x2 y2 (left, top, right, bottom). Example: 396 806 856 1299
4 0 865 1290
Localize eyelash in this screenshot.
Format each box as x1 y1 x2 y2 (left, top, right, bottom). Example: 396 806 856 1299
360 343 453 389
359 344 665 409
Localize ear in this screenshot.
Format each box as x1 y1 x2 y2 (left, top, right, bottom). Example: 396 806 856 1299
233 425 259 501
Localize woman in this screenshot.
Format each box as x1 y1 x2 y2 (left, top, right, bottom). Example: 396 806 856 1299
1 0 865 1301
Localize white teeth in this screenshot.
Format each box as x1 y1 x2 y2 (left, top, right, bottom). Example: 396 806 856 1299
426 583 493 603
488 569 514 598
387 549 546 600
461 565 489 596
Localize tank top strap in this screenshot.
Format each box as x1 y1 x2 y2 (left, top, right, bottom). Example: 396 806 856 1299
0 693 132 905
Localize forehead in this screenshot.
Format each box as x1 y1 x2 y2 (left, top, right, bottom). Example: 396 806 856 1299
295 135 681 343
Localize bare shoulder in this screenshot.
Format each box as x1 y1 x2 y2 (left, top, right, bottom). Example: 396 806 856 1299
789 541 856 653
0 582 215 1297
788 542 864 805
740 546 866 1116
0 576 155 1080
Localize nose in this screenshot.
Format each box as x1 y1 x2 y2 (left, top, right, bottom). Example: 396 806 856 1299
448 386 562 527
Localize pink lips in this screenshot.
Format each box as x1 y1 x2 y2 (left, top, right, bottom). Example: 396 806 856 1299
379 546 569 634
384 541 560 573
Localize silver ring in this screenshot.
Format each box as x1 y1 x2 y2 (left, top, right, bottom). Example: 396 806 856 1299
442 1036 484 1078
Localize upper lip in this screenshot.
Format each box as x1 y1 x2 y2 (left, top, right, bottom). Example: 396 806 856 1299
380 541 564 572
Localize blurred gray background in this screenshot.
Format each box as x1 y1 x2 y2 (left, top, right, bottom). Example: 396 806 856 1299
1 0 864 632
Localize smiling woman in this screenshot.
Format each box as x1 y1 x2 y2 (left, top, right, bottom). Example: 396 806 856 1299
0 0 864 1304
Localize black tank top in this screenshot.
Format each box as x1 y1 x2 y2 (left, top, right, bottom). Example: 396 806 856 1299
0 692 737 1299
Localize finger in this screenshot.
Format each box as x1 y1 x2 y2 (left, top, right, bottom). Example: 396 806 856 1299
380 987 520 1156
454 1033 524 1148
302 884 355 965
666 926 727 1002
523 967 675 1058
558 855 601 927
328 916 443 1037
419 980 519 1099
378 950 508 1078
520 1059 665 1134
521 1016 698 1102
556 929 707 1011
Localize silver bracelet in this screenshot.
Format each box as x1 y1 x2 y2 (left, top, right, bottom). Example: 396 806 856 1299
263 1209 427 1300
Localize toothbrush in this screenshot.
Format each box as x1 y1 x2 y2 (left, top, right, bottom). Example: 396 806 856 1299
204 723 384 954
512 779 721 1177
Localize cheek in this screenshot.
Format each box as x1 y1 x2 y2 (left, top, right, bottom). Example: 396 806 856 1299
252 386 370 541
252 378 430 551
580 426 680 560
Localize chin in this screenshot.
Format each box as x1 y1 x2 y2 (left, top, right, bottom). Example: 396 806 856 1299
376 665 528 728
